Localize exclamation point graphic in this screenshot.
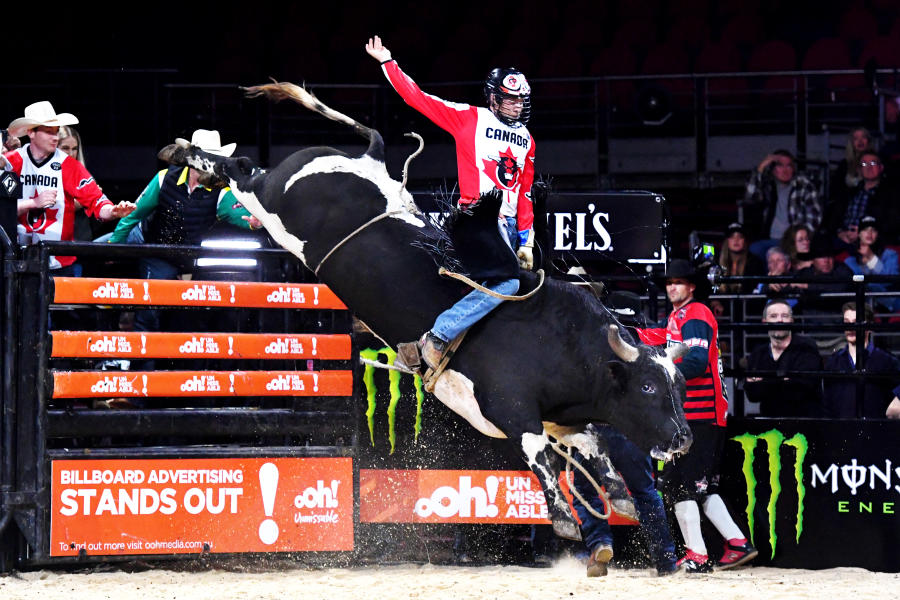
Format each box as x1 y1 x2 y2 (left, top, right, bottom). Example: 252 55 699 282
258 463 279 545
141 375 148 396
311 337 318 356
140 334 147 355
230 284 236 304
229 373 235 393
485 476 500 517
313 373 319 393
313 286 319 306
142 282 150 301
227 336 234 355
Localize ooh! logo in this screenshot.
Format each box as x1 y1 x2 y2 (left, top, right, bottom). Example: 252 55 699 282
414 476 500 518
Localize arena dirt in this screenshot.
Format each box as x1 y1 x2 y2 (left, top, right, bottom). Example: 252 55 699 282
1 557 897 600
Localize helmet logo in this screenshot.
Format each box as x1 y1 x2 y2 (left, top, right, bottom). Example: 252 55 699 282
501 74 530 95
482 146 520 190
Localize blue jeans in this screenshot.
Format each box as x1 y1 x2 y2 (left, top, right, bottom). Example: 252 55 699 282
134 256 180 334
573 425 677 571
431 216 520 342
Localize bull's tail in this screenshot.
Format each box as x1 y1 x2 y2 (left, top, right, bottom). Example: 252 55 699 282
242 81 385 162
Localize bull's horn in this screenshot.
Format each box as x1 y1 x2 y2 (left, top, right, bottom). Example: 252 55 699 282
608 325 639 362
665 342 689 361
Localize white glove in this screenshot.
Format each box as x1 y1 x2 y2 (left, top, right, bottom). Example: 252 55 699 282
516 229 535 270
517 245 533 270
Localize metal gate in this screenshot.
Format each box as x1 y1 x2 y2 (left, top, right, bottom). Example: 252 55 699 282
0 238 356 569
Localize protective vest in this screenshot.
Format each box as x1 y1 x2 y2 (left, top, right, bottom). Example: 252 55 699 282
143 167 221 246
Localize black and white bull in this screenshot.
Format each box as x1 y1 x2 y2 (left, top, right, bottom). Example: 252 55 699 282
168 82 692 540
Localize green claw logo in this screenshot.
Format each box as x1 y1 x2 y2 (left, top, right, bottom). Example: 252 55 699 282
359 347 424 454
731 429 808 559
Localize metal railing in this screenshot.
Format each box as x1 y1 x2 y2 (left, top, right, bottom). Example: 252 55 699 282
1 67 896 190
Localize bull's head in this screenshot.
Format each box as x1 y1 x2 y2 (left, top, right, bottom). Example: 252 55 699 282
600 325 692 461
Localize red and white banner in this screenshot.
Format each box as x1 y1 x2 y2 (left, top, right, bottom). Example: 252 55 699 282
52 370 352 398
52 277 346 309
359 469 638 525
50 458 354 556
51 331 351 360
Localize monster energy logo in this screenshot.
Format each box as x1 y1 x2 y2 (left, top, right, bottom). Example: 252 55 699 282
731 429 808 559
359 347 424 454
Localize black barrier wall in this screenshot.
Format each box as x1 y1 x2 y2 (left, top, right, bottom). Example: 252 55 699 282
4 233 900 572
720 418 900 572
0 240 356 569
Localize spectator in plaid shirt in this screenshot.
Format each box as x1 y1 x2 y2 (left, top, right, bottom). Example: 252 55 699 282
742 149 822 261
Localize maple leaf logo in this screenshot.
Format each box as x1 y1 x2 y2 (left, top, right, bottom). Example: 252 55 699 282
24 189 58 233
481 146 520 191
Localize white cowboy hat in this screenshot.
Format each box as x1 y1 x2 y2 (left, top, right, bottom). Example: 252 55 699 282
174 129 236 157
7 101 79 137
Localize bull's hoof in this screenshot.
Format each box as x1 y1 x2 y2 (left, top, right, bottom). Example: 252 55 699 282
551 518 582 541
157 143 188 165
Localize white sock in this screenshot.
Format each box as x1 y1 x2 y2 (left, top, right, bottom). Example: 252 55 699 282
674 500 707 555
702 494 744 541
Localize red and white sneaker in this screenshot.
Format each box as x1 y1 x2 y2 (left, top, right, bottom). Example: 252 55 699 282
677 549 713 573
717 538 758 570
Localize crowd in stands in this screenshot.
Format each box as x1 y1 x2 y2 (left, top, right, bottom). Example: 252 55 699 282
697 121 900 420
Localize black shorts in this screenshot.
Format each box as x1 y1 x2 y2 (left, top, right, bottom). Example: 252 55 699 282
660 422 725 503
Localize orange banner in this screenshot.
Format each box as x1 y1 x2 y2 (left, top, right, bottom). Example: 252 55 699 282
52 370 352 398
51 331 351 360
50 457 354 556
52 277 346 309
359 469 638 526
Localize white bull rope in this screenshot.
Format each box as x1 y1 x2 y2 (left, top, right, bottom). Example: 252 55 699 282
314 132 425 275
439 267 546 301
547 438 612 520
359 360 611 520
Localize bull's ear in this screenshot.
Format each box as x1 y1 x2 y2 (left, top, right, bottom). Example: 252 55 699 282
157 143 188 166
604 360 630 393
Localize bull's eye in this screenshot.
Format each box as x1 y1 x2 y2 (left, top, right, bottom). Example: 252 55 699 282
641 383 656 394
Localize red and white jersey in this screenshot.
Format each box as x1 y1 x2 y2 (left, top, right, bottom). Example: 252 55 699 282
382 60 535 234
4 145 110 268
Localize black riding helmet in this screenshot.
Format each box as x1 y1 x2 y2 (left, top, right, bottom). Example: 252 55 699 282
484 67 531 126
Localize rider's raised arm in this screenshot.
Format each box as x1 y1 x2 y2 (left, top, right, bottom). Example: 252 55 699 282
376 54 475 137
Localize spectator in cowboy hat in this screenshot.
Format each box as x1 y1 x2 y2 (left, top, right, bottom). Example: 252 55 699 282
2 100 135 275
107 128 261 371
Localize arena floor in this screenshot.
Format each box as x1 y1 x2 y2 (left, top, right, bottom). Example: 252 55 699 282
2 558 897 600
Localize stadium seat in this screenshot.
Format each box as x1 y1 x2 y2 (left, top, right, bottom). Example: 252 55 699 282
720 12 765 50
802 37 865 102
694 40 749 101
860 35 900 69
641 42 693 107
534 42 585 98
587 44 638 109
610 19 659 58
858 36 900 92
802 37 852 70
664 15 710 57
747 40 798 71
747 40 799 102
837 7 879 44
